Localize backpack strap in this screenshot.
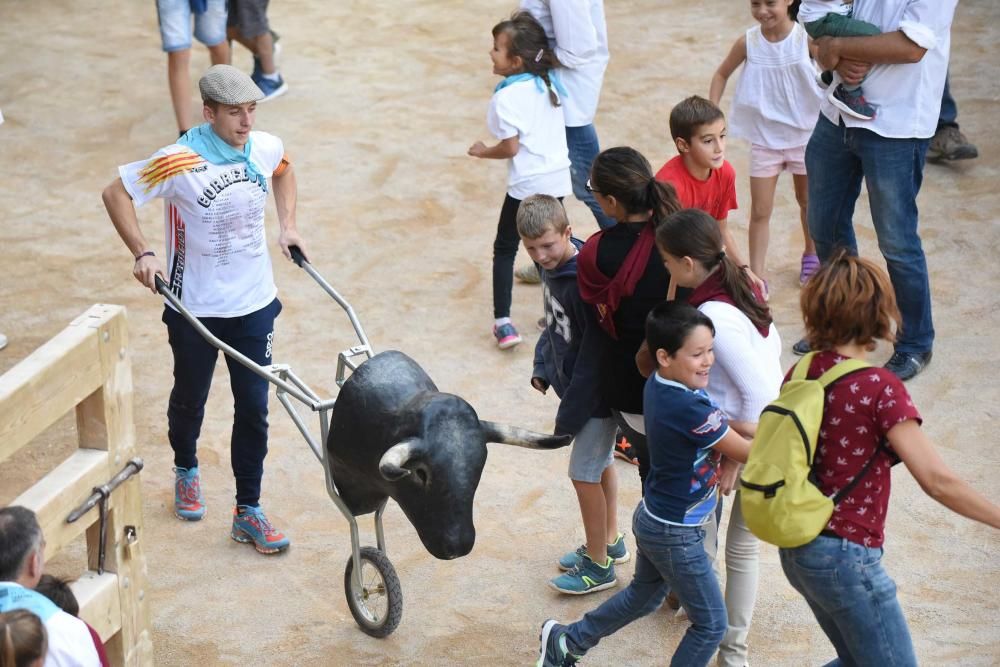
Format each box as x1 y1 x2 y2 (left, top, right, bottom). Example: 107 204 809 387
831 440 887 506
790 352 817 381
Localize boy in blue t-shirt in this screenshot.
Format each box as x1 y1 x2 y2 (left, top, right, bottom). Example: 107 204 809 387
517 195 628 596
537 301 751 666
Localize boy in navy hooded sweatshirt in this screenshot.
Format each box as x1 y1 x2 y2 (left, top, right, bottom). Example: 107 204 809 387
517 195 629 595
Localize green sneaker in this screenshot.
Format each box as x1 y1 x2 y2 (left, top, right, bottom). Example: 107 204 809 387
549 554 616 595
557 533 630 571
537 619 581 666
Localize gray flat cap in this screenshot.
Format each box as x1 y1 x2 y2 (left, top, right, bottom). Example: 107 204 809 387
199 64 264 105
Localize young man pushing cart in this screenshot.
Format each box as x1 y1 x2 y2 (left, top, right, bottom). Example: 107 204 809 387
102 64 307 555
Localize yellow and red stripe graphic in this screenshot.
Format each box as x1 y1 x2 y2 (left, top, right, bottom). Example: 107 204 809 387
138 150 205 194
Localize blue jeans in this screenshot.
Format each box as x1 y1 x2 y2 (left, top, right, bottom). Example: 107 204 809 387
938 73 957 130
780 536 916 667
566 124 616 230
163 298 281 507
805 115 933 355
565 503 728 666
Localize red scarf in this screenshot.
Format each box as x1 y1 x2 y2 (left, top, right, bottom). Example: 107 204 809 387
688 268 771 337
577 222 656 339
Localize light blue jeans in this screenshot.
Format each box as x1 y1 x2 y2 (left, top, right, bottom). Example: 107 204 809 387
157 0 228 51
566 124 616 230
805 115 933 355
565 502 728 666
780 535 917 666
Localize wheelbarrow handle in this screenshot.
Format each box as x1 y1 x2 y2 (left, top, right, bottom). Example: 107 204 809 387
154 274 169 295
289 245 309 267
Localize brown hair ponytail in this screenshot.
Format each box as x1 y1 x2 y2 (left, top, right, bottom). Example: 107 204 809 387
655 208 772 330
492 12 562 107
590 147 681 223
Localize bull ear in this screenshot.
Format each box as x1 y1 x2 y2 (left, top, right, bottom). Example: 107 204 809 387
479 421 572 450
379 438 423 481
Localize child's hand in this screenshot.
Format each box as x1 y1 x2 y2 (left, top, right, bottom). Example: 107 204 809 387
531 377 549 394
468 141 488 158
719 457 743 496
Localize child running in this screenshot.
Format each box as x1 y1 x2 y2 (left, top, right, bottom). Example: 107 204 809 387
517 195 628 595
469 11 571 350
537 301 752 667
776 251 1000 665
710 0 823 286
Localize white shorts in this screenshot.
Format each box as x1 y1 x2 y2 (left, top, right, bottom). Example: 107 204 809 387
568 417 616 483
750 143 807 178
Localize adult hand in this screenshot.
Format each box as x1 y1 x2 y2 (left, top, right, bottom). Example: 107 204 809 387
835 59 871 87
133 254 166 294
719 457 742 496
278 227 307 261
814 37 871 86
467 141 487 158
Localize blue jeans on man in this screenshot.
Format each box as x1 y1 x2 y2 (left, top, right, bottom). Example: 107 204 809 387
163 297 281 507
567 124 616 230
563 502 728 666
805 115 934 356
780 535 917 666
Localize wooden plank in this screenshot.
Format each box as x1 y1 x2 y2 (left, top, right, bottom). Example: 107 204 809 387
73 571 122 643
12 448 109 560
0 305 124 465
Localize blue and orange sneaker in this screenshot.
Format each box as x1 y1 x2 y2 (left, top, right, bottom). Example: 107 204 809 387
231 505 290 554
173 466 205 521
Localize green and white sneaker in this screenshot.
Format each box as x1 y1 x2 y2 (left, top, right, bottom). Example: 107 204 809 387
549 554 616 595
557 533 630 571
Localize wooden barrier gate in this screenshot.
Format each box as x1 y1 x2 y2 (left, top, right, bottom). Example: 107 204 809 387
0 304 153 665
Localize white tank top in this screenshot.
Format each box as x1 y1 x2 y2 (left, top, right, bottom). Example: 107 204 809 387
729 23 823 150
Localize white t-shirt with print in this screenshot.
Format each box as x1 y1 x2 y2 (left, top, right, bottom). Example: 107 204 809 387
487 78 572 200
119 131 284 317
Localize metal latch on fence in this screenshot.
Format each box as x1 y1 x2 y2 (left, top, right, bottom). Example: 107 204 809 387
66 458 144 574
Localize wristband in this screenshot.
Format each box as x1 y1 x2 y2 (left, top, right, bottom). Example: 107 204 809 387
135 250 155 262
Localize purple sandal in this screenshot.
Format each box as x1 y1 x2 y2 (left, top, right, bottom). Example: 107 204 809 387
800 253 820 285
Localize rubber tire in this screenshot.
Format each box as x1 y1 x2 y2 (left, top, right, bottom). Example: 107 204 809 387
343 546 403 637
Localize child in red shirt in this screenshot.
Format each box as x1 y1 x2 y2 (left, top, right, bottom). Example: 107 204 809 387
779 250 1000 665
655 96 764 297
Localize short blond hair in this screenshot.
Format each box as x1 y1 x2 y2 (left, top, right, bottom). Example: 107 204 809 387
516 195 568 239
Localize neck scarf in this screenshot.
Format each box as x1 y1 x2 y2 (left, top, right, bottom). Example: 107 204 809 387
577 222 656 340
494 71 568 98
688 267 771 337
178 123 262 184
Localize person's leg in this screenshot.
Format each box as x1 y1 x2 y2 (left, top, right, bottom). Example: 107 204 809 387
492 194 521 321
566 124 616 230
780 537 917 666
157 0 195 134
928 72 978 162
600 461 619 545
806 116 864 262
938 74 957 130
748 173 779 279
567 417 618 563
717 492 761 667
612 410 648 493
563 505 670 654
856 129 934 357
221 298 281 507
194 0 230 66
792 173 815 256
163 307 219 470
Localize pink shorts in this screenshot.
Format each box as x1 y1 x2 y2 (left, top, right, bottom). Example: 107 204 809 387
750 143 807 178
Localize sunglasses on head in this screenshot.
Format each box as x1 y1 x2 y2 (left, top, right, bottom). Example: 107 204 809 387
585 178 601 195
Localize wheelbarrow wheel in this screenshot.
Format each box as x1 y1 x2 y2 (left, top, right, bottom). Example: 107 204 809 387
344 546 403 637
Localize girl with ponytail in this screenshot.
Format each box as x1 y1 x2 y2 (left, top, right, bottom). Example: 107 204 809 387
468 11 572 350
0 610 47 667
655 207 782 667
576 146 683 489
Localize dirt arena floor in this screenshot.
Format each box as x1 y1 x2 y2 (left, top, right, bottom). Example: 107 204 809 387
2 1 999 664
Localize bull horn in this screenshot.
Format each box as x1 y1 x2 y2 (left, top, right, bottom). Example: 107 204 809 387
379 438 421 481
480 421 572 450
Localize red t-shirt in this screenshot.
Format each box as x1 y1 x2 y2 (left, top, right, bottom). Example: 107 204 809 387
784 351 922 548
654 155 738 220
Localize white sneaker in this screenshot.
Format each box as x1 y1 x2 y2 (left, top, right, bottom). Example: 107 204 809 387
0 333 7 350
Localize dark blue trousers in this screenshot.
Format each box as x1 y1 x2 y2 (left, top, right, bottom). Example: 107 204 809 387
162 298 281 507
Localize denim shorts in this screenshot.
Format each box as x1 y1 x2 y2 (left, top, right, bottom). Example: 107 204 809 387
568 417 616 483
157 0 228 52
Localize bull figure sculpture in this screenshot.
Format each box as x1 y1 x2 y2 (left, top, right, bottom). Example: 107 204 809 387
327 350 569 560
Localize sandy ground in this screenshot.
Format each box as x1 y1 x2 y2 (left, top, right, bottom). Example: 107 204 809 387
1 0 999 664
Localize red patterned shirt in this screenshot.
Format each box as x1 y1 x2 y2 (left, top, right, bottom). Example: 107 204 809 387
784 351 921 547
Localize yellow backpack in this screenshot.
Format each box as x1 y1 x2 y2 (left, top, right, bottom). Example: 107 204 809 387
739 352 880 548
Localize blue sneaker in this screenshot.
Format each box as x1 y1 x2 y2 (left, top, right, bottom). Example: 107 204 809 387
253 72 288 102
493 322 522 350
173 466 205 521
550 554 616 595
828 84 875 120
557 533 630 571
231 505 290 554
537 619 581 666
